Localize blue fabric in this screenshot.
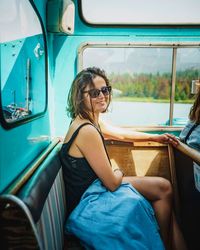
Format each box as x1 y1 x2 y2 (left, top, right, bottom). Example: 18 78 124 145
65 179 165 250
179 121 200 151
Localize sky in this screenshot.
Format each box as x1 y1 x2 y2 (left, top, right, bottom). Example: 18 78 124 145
82 0 200 25
83 47 200 74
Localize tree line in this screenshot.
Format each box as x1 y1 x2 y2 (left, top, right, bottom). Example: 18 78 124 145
109 69 200 101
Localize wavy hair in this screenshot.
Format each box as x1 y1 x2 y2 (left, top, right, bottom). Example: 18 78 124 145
67 67 111 123
189 86 200 124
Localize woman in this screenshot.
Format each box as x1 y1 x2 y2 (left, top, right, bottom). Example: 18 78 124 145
178 84 200 207
60 67 187 250
179 84 200 151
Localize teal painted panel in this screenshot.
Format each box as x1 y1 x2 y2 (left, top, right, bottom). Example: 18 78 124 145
33 0 47 25
0 112 50 193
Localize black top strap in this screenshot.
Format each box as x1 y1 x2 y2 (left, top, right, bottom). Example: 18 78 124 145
183 123 199 144
66 122 92 147
64 122 111 164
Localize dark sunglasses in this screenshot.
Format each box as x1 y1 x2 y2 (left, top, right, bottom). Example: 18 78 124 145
83 86 112 98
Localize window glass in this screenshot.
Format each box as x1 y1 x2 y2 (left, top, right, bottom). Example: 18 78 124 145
83 47 173 126
173 48 200 125
0 0 46 124
81 0 200 25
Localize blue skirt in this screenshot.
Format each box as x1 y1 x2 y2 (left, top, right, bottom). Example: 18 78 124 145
65 179 165 250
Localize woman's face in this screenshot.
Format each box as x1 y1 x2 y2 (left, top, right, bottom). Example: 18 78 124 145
83 76 110 114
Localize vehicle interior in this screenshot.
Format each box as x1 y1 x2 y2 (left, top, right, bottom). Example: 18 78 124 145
0 1 200 249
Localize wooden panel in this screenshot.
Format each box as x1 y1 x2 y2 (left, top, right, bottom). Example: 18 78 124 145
106 140 171 180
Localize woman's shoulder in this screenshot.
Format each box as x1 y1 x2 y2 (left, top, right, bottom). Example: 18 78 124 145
63 120 95 143
71 120 99 137
179 120 194 138
179 120 200 151
72 122 103 150
78 122 100 138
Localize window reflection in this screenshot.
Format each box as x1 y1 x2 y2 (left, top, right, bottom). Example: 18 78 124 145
0 0 46 124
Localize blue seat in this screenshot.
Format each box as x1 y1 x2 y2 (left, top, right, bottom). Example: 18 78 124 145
0 142 68 250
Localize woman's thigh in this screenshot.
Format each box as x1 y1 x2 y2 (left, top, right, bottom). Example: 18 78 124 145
123 176 172 201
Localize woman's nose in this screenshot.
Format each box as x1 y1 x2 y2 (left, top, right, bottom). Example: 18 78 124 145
98 91 104 98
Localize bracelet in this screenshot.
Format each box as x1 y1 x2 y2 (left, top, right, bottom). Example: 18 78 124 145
113 168 125 177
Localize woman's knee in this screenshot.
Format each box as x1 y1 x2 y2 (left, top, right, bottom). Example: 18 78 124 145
157 178 173 199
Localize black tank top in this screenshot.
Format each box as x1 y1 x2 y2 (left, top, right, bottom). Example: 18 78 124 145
59 123 109 217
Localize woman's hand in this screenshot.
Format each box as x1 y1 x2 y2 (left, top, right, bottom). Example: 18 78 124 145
151 133 180 147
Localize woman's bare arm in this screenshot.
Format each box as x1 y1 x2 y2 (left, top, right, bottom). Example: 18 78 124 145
100 119 178 146
76 125 123 191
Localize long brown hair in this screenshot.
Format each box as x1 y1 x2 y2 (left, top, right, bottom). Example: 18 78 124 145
189 86 200 124
67 67 111 123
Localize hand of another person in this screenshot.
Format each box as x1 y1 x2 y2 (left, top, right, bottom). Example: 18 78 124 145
152 133 180 147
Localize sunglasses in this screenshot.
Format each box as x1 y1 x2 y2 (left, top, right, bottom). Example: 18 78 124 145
83 86 112 98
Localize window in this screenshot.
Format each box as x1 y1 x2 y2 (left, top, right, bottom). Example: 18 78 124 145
173 48 200 125
81 0 200 25
81 44 199 126
0 0 47 127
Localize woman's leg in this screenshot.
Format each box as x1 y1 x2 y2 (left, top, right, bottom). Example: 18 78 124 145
123 176 187 250
171 212 188 250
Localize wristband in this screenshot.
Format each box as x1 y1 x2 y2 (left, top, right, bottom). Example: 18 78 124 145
113 168 125 177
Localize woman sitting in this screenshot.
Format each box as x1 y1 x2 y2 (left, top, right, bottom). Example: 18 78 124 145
60 67 187 250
